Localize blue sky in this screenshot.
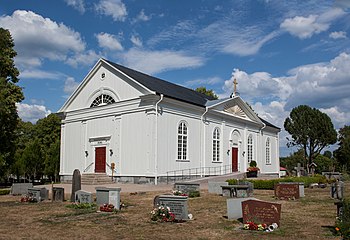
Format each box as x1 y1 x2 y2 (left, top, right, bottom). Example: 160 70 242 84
1 0 350 156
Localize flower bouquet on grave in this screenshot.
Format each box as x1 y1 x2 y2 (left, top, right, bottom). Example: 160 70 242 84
100 203 115 212
172 190 188 196
20 193 37 203
150 205 176 222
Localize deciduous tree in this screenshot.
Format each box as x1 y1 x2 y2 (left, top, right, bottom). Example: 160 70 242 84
195 87 218 100
334 125 350 171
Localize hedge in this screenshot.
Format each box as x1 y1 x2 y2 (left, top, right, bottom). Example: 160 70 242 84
0 189 10 195
226 174 329 190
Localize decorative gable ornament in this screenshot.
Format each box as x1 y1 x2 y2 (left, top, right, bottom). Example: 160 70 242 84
224 105 247 118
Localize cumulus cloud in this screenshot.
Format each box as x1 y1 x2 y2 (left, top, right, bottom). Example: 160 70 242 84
66 50 100 68
95 0 127 22
64 0 86 13
131 9 151 24
64 77 80 94
20 69 62 80
0 10 86 68
16 103 51 123
185 76 222 87
120 48 205 75
329 31 347 39
130 35 142 47
280 8 345 39
96 32 124 51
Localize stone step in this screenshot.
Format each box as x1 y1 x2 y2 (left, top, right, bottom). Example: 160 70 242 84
81 174 113 185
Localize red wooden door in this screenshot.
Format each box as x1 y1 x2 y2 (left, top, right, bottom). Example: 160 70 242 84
95 147 106 173
232 147 238 172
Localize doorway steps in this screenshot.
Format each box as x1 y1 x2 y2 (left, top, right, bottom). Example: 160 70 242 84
81 173 114 185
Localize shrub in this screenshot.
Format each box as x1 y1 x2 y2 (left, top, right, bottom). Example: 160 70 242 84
226 175 328 190
335 198 350 239
188 191 200 198
0 189 10 195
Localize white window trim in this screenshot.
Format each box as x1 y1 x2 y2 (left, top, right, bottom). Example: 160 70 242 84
212 128 221 163
266 138 271 165
176 121 189 162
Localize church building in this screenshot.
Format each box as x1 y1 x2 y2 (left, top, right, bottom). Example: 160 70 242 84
58 59 280 184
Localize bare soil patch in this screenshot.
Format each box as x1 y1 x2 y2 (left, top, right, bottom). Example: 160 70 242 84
0 184 344 240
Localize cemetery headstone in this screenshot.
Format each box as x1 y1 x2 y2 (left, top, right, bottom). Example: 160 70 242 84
39 187 49 200
75 190 92 204
323 172 342 181
70 169 81 202
274 183 300 200
227 197 257 220
278 182 304 198
96 187 121 210
52 187 65 202
174 182 200 195
208 181 229 195
294 163 305 177
331 180 344 200
153 195 160 208
221 185 251 198
10 183 33 195
27 188 42 202
158 195 189 220
242 199 282 226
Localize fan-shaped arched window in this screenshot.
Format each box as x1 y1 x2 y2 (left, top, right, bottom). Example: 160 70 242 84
213 128 220 162
90 94 115 107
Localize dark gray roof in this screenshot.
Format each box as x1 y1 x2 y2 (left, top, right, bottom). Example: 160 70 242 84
105 59 215 107
105 59 279 130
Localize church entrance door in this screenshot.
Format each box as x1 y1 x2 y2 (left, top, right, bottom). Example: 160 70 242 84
95 147 106 173
232 147 238 172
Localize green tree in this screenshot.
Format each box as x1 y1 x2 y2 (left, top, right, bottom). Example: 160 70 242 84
0 28 24 179
195 87 218 100
284 105 337 172
280 149 305 173
21 138 44 183
313 154 335 173
334 125 350 172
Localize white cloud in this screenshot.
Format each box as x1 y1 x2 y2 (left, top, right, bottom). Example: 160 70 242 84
65 0 86 13
64 77 80 94
280 8 345 39
329 31 347 39
0 10 86 68
320 106 349 128
185 76 222 87
120 48 205 75
96 32 124 51
130 35 142 47
66 50 100 68
16 103 51 123
131 9 151 24
95 0 127 22
20 69 62 79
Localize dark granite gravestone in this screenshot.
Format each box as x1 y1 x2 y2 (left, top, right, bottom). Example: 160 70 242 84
242 199 282 226
52 187 65 202
70 169 81 202
274 183 300 200
10 183 33 195
75 190 92 204
153 195 160 208
27 188 41 202
158 195 189 220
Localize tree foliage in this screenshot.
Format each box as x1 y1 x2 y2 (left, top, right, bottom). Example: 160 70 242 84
284 105 337 171
0 28 24 179
334 125 350 172
195 87 218 100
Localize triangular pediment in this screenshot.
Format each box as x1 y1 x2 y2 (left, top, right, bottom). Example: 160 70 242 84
206 96 263 125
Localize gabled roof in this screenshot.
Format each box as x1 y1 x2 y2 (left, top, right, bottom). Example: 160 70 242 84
105 59 216 107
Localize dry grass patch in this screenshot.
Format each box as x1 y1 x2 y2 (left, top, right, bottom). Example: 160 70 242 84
0 184 345 239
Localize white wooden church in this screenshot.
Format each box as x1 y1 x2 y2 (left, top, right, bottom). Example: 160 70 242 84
58 59 280 184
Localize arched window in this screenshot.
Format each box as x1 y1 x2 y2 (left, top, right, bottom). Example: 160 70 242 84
247 134 253 163
213 128 220 162
266 138 271 164
177 122 188 160
90 94 115 107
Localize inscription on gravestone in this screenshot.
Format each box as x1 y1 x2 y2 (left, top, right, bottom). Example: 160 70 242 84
75 190 92 204
274 183 300 200
242 199 281 226
158 195 189 220
70 169 81 202
52 187 65 202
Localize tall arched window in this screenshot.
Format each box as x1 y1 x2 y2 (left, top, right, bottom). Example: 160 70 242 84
213 128 220 162
266 138 271 164
247 134 253 163
177 122 188 160
90 94 115 107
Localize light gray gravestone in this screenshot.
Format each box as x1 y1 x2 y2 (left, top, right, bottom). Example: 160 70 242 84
174 182 200 195
294 163 305 177
158 195 189 220
10 183 33 195
208 181 228 194
70 169 81 202
221 185 251 198
75 190 92 204
52 187 65 202
227 197 257 220
96 187 121 210
27 188 41 202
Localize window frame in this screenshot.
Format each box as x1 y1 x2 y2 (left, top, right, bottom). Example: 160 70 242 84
247 134 253 163
212 128 221 162
177 121 189 161
265 138 271 165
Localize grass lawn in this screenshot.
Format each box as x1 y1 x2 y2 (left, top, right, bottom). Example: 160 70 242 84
0 183 344 240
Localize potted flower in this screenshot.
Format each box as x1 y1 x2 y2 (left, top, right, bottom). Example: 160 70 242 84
246 160 259 178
